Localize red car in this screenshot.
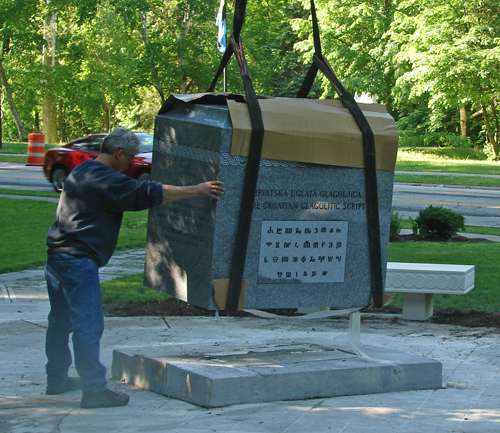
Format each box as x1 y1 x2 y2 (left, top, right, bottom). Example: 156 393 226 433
43 132 153 192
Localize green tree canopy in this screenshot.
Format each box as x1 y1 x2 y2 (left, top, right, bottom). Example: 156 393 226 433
0 0 499 156
393 0 500 155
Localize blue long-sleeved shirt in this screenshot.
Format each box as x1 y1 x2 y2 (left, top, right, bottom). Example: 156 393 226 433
47 159 163 267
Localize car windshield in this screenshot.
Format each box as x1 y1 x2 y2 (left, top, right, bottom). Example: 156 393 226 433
136 133 153 153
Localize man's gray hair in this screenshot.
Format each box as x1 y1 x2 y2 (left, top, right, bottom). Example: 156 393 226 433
101 127 141 155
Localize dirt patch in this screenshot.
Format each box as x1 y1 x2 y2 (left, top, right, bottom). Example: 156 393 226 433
103 299 500 329
378 305 500 328
103 299 211 318
103 233 497 327
103 299 297 319
389 233 499 327
430 310 500 328
396 234 493 243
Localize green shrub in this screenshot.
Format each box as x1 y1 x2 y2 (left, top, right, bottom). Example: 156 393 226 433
400 132 473 149
390 211 403 241
410 205 465 240
483 142 499 161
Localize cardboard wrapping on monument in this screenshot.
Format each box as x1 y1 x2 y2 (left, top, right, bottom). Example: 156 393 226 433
228 98 398 171
149 95 398 310
212 279 247 310
159 93 399 171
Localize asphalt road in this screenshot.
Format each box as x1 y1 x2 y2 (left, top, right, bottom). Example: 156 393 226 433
1 161 500 226
392 182 500 227
0 162 54 192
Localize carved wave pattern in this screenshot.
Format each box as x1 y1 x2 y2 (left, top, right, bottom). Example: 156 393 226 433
156 140 219 164
156 140 306 168
386 272 472 293
220 153 306 168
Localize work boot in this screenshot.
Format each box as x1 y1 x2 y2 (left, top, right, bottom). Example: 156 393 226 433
46 377 82 395
80 389 130 409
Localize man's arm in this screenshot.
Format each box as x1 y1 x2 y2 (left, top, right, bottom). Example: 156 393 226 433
162 181 225 202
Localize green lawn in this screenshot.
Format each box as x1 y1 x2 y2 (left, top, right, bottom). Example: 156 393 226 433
396 147 500 175
0 142 61 154
0 197 149 273
0 188 60 199
100 239 500 311
0 155 27 163
0 142 62 163
397 217 500 237
394 173 500 188
1 196 499 312
3 143 499 181
101 273 169 304
387 241 500 312
0 199 59 273
2 145 500 312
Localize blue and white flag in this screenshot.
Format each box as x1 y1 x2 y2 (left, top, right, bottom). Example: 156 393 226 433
216 0 226 52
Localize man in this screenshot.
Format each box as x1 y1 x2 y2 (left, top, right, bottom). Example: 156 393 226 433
44 127 224 408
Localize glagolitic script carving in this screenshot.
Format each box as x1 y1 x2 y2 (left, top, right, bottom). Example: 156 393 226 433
258 220 348 284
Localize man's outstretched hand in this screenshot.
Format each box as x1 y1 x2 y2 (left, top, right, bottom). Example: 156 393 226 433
197 181 225 200
161 181 225 202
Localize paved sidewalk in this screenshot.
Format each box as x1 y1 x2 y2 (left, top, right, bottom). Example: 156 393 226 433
396 170 500 179
1 249 499 433
399 228 500 242
0 249 148 323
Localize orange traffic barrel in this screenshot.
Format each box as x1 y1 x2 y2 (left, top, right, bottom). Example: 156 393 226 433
26 132 45 166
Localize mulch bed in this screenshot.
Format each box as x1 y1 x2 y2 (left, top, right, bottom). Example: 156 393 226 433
431 310 500 328
103 299 500 328
103 233 499 328
395 234 493 243
103 299 298 319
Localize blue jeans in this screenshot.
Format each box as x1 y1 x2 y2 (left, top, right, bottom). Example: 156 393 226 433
45 254 107 393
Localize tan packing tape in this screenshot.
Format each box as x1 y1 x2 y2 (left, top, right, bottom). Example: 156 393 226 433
228 98 399 171
212 279 247 310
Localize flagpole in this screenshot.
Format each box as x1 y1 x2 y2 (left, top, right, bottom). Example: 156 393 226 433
216 0 227 92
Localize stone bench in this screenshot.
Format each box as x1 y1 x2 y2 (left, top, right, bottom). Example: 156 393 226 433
385 262 475 321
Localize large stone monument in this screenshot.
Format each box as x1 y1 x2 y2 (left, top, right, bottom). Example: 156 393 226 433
112 94 443 407
143 93 399 311
113 0 444 404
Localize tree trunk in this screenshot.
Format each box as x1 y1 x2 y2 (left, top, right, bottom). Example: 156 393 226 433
42 12 58 143
43 92 57 143
102 98 110 132
481 102 498 159
58 101 67 142
35 110 40 131
460 104 471 137
491 102 499 145
139 11 165 103
177 8 193 96
385 99 393 117
0 59 28 142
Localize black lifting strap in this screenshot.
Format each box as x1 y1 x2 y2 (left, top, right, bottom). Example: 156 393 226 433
298 0 384 308
208 0 265 312
208 0 384 310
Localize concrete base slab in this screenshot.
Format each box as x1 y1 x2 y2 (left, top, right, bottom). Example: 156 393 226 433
112 341 442 408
